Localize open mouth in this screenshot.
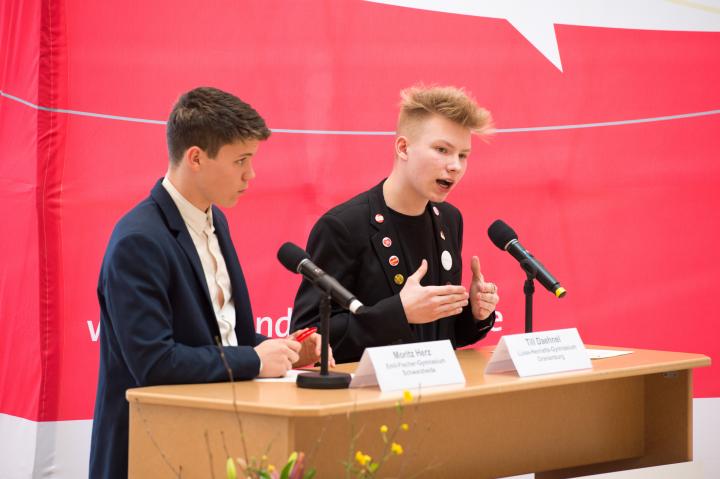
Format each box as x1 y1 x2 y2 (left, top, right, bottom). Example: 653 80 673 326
436 179 454 190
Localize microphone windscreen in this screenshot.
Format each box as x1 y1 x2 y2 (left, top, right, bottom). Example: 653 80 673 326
277 242 309 272
488 220 518 250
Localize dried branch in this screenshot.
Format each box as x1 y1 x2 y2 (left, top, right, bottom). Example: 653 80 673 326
132 398 183 478
215 336 250 461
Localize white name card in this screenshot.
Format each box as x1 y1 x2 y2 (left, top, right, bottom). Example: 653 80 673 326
485 328 591 377
350 340 465 391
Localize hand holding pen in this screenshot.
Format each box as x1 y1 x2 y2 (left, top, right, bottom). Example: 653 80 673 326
291 326 335 368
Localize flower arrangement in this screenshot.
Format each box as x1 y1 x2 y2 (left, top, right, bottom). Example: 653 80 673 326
223 389 416 479
137 342 424 478
343 389 414 478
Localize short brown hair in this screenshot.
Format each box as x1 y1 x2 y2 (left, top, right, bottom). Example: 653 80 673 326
166 87 271 165
397 85 493 137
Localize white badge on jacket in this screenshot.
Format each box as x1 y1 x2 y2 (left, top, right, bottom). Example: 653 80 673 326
441 250 452 271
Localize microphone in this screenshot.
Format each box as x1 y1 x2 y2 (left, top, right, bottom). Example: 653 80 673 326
277 242 364 313
488 220 567 298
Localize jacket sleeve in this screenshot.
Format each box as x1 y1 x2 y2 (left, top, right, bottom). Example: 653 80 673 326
101 233 261 385
290 214 415 363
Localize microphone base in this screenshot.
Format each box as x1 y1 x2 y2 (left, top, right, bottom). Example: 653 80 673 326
296 371 351 389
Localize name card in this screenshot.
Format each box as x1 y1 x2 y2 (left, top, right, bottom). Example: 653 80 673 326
350 340 465 391
485 328 591 377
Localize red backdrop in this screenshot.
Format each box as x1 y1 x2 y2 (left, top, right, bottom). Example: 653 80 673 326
2 0 718 429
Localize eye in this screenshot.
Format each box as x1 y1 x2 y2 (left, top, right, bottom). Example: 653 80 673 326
459 153 468 160
435 146 448 154
235 158 246 165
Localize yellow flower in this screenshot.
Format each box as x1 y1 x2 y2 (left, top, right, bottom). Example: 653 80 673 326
380 424 388 434
391 442 404 455
401 423 409 431
403 390 413 404
267 464 275 473
355 450 372 466
261 454 268 462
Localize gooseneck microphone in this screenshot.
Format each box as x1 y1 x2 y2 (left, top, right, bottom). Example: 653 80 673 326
277 242 364 313
488 220 567 298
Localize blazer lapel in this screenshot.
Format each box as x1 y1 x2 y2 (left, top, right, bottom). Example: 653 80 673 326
368 182 411 295
150 180 215 324
428 202 458 339
428 202 456 286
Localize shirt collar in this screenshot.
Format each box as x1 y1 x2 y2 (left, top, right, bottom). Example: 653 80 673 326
162 176 213 235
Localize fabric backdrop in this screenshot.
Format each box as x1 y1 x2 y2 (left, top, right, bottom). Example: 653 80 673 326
1 0 718 476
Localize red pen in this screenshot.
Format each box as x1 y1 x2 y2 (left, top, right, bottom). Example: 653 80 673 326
295 327 317 342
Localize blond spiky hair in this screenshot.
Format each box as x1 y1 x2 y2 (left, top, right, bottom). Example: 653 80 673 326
397 85 493 137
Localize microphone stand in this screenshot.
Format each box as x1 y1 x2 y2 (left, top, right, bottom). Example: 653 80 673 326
521 260 537 333
297 291 352 389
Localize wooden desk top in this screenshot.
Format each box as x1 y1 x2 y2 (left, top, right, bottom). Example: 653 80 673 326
126 346 710 417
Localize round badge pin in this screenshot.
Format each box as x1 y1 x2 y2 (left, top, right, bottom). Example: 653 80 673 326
382 237 392 248
375 213 384 223
441 250 452 271
389 255 399 267
433 206 440 216
394 274 405 285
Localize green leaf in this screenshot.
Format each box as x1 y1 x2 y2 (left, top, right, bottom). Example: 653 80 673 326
280 460 294 479
303 469 317 479
369 462 379 473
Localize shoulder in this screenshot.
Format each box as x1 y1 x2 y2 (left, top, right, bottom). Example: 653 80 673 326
111 197 165 238
105 198 171 262
313 188 374 236
434 200 462 224
306 188 375 251
324 189 372 223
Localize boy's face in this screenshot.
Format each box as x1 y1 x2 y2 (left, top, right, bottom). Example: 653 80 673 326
401 114 471 204
196 138 259 208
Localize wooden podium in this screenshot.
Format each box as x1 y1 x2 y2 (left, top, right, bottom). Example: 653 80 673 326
127 347 709 478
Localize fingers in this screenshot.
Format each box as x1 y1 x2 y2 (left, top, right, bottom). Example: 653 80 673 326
408 259 428 283
285 338 302 353
471 256 484 282
424 284 467 296
314 334 322 357
435 301 466 316
479 281 497 294
256 339 300 377
327 344 336 368
472 286 500 321
284 342 300 364
289 327 308 341
433 292 469 305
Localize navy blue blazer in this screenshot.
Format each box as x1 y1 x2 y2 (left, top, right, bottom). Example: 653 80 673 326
89 180 266 479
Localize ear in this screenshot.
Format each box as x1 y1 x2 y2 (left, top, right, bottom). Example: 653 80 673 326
395 136 409 161
183 146 203 172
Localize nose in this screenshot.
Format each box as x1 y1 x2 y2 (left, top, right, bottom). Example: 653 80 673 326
446 155 462 172
244 160 256 180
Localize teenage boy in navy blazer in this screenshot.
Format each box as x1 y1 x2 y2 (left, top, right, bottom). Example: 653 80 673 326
89 87 326 479
291 85 500 363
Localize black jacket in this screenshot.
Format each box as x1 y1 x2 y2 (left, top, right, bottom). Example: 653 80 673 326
291 181 494 363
